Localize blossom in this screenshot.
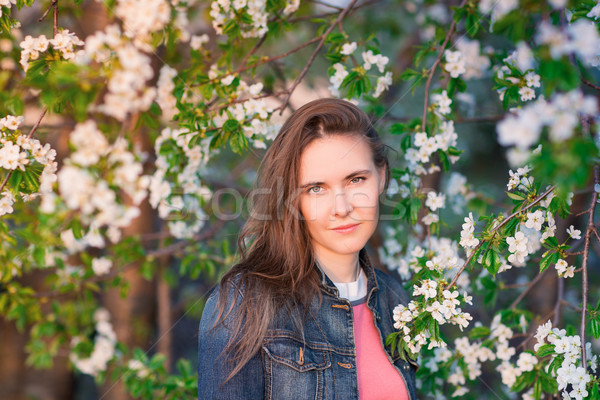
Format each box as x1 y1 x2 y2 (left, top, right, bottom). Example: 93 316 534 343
525 71 541 88
516 352 537 372
329 63 348 94
413 279 438 300
340 42 357 55
425 191 445 212
190 34 209 50
92 257 112 275
432 90 452 115
566 225 582 240
3 115 24 130
455 38 490 79
524 210 544 231
373 72 392 98
519 86 535 101
444 50 465 78
422 213 439 226
589 2 600 19
362 50 389 73
0 191 15 216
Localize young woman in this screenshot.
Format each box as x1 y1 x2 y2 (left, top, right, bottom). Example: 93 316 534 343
198 98 417 399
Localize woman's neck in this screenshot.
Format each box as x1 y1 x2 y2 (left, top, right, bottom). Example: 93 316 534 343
316 251 360 283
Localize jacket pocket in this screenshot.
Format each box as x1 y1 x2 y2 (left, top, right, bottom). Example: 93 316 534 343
262 337 330 400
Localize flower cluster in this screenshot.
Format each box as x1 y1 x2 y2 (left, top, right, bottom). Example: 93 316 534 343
431 90 451 116
405 120 458 175
19 30 84 71
478 0 518 25
497 89 598 151
115 0 171 43
496 43 541 103
150 127 213 239
80 25 157 121
328 45 393 99
210 0 297 38
536 18 600 67
70 308 117 376
156 65 178 121
0 115 58 216
393 285 472 355
554 259 575 278
443 50 466 78
55 120 149 247
455 38 490 80
459 212 479 253
0 0 16 18
534 321 597 400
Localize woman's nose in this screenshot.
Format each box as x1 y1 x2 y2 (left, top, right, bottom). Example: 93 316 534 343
331 191 353 217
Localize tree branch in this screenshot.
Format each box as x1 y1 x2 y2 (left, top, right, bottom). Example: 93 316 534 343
33 220 225 299
579 165 599 368
446 186 555 290
582 77 600 92
509 268 549 310
279 0 360 113
421 0 468 131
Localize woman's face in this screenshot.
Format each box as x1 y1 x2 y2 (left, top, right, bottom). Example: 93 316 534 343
297 134 386 261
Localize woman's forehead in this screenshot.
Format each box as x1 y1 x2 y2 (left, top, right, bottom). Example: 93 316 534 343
298 135 375 180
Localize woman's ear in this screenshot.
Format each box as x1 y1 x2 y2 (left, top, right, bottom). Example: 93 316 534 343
378 166 386 196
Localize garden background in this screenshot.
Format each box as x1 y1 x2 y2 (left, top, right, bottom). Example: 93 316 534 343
1 0 599 399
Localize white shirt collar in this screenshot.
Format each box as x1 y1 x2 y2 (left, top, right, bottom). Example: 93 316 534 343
332 268 367 302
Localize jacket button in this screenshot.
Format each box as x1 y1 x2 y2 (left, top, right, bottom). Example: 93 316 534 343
403 364 410 371
376 314 381 322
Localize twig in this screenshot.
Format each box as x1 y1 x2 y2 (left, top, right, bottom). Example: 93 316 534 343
446 186 555 289
53 0 58 37
38 0 57 22
553 277 563 326
421 0 468 131
561 299 582 313
579 165 599 368
509 268 548 310
279 0 360 113
238 34 268 71
26 108 48 139
516 309 556 351
309 0 343 11
582 77 600 92
33 220 225 298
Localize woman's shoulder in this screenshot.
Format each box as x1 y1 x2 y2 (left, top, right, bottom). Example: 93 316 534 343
373 268 410 305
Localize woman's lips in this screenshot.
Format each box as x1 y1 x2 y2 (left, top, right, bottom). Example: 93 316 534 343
332 223 359 234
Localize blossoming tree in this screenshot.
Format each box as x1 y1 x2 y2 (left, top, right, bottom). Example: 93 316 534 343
1 0 599 399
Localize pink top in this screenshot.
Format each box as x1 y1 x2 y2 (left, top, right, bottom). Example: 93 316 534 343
352 301 410 400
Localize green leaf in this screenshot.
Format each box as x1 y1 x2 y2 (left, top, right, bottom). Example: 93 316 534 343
588 318 600 340
535 343 555 358
506 191 525 201
325 32 346 44
533 378 542 400
409 197 420 225
539 251 559 273
469 326 491 340
483 249 502 275
438 150 450 172
590 383 599 400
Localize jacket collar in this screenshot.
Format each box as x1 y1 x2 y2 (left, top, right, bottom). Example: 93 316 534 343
314 247 379 299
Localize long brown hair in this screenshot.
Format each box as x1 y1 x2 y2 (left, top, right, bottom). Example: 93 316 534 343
214 98 390 380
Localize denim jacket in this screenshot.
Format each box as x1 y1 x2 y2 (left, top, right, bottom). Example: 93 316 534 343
197 248 418 399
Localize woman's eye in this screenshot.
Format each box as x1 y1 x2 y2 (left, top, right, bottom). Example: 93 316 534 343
308 186 322 194
351 177 365 184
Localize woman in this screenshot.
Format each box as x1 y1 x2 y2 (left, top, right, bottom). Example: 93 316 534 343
198 98 417 399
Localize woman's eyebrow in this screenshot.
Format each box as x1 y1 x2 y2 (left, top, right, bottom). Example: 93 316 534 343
299 169 372 190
